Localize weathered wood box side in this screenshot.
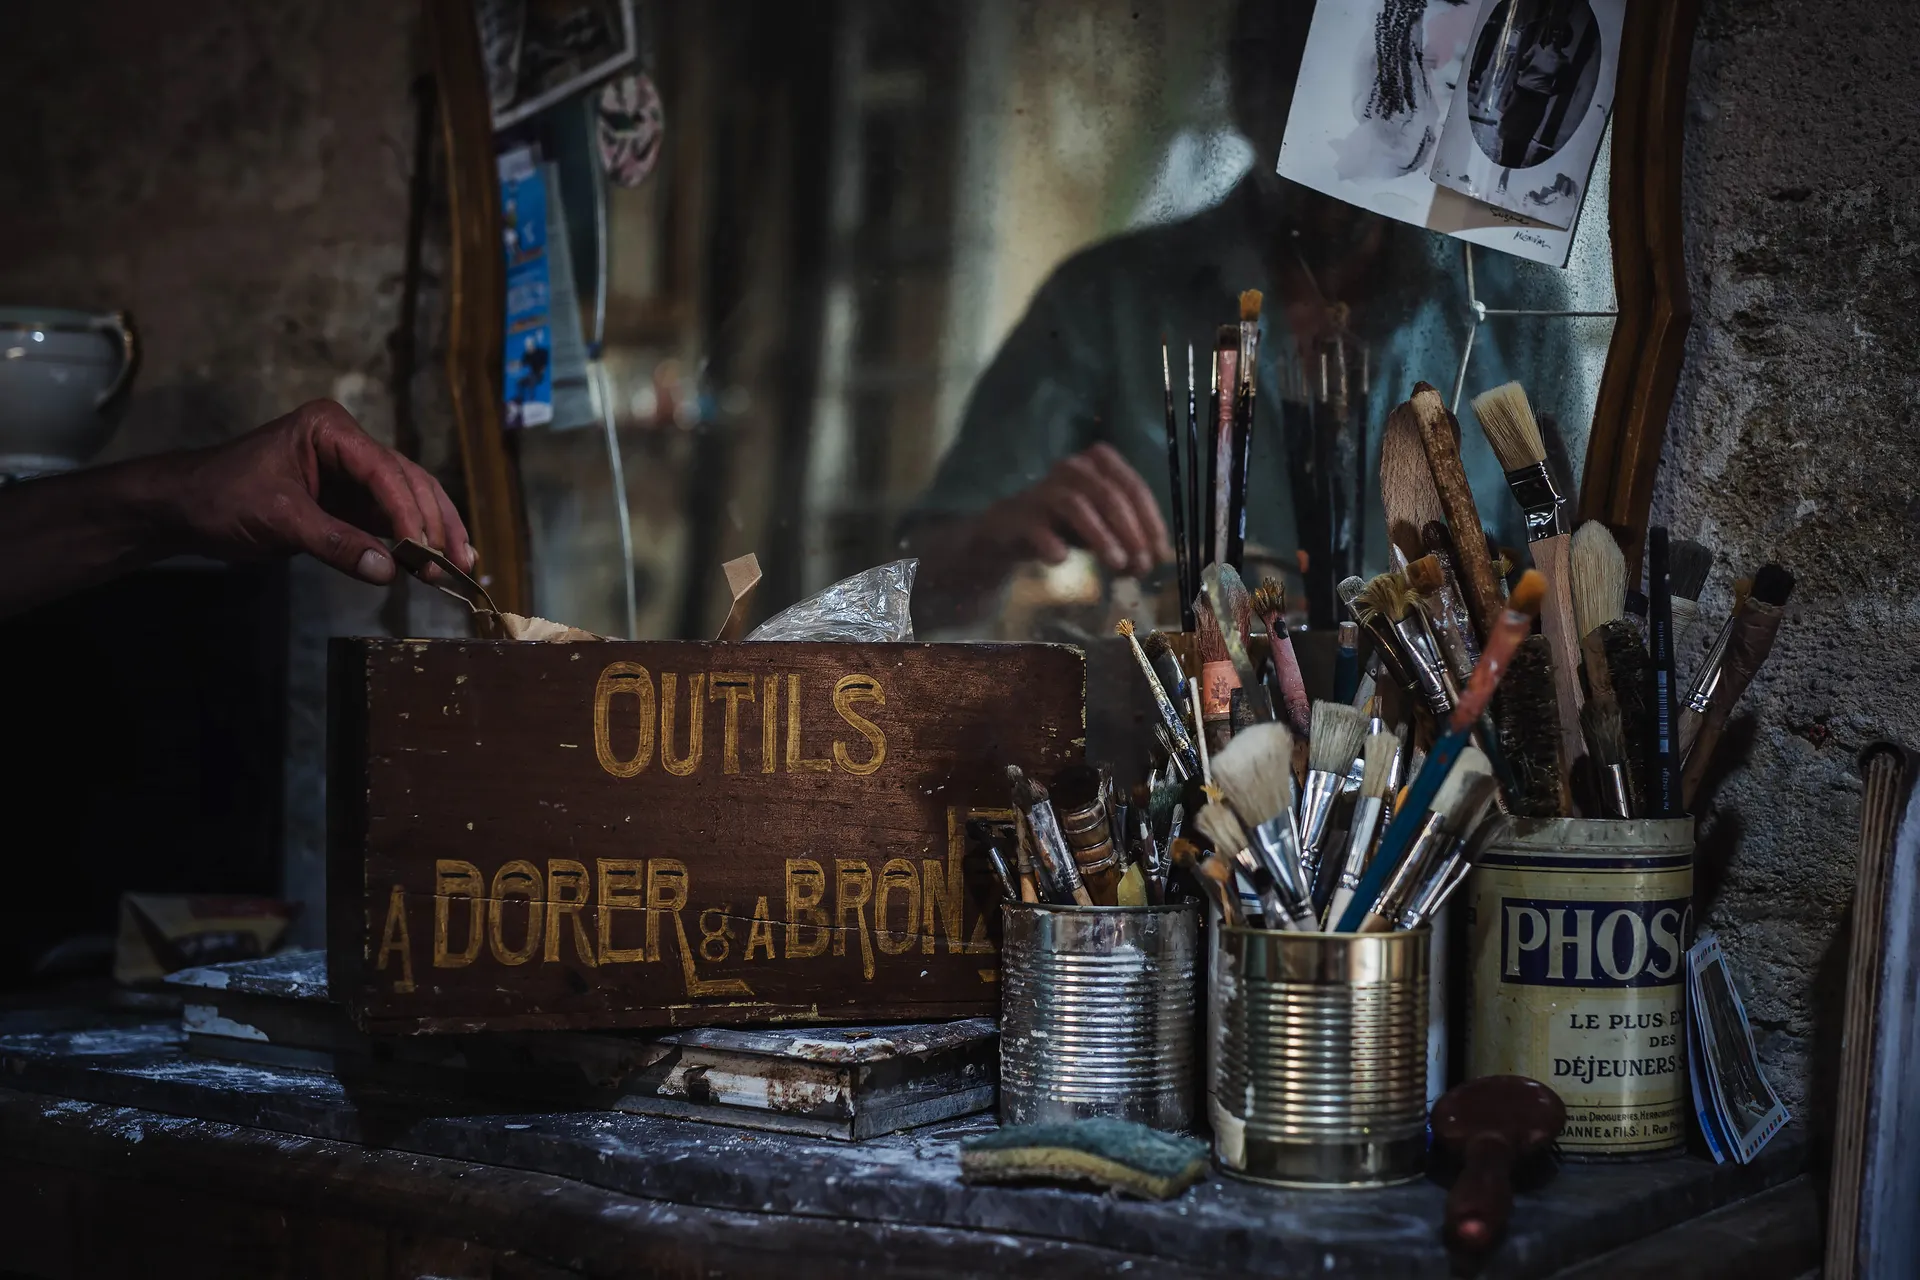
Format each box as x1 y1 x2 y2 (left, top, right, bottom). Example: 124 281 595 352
328 639 1084 1034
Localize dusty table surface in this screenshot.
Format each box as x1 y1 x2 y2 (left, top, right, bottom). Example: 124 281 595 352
0 1007 1805 1278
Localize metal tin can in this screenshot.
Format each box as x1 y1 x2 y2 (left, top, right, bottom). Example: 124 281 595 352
1211 927 1430 1187
999 901 1199 1130
1466 817 1694 1156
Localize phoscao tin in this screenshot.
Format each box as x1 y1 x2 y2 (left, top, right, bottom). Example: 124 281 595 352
1466 817 1693 1156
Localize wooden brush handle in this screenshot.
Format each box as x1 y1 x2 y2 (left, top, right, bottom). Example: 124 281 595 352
1532 533 1587 808
1680 603 1784 808
1410 385 1503 645
1446 1132 1518 1254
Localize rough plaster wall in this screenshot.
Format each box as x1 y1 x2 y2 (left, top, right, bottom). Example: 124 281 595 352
1661 0 1920 1112
0 1 466 945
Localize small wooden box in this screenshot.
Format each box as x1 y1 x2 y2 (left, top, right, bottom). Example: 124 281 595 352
328 639 1083 1034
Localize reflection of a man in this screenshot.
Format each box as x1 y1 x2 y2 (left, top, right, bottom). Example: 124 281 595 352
905 0 1543 632
1498 21 1575 167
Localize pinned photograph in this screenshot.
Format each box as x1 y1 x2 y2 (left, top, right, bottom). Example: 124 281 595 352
1428 0 1623 230
1687 935 1790 1165
476 0 639 130
1275 0 1598 266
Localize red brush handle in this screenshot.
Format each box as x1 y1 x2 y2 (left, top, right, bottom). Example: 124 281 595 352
1450 604 1531 732
1446 1132 1517 1254
1260 605 1311 735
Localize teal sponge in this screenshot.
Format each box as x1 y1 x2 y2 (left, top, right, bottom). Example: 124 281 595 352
960 1119 1209 1199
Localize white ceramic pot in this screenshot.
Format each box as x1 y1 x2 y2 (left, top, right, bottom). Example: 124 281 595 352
0 307 140 475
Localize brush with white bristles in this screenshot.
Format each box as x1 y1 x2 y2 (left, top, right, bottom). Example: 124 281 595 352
1570 521 1627 642
1360 746 1493 932
1193 786 1274 927
1324 727 1401 929
1472 381 1585 791
1300 701 1367 904
1210 723 1317 930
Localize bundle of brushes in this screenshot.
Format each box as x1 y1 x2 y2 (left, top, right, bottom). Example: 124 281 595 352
1003 762 1169 908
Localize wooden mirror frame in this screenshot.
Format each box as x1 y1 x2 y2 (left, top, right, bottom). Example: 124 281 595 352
425 0 1701 617
1579 0 1702 573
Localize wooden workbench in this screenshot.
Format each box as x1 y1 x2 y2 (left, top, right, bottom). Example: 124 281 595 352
0 1007 1816 1278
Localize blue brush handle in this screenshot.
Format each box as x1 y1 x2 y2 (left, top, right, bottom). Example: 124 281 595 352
1332 725 1471 932
1334 645 1358 705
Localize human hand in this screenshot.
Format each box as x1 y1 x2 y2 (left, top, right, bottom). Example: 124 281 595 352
986 443 1173 577
164 399 473 585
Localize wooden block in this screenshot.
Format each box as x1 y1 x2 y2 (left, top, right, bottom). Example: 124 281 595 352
328 640 1084 1034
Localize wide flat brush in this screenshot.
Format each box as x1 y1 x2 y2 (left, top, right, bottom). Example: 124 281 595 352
1409 383 1502 646
1210 722 1317 929
1339 573 1418 695
1301 701 1368 902
1365 570 1453 718
1363 766 1497 933
1669 538 1714 657
1472 382 1585 787
1161 343 1195 631
1492 634 1569 816
1381 400 1449 567
1334 570 1546 933
1253 577 1311 736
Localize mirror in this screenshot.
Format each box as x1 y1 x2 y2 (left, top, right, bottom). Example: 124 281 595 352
435 0 1692 641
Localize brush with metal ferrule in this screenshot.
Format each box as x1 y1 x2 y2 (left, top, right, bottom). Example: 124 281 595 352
1334 620 1360 705
1142 630 1189 718
1680 569 1792 806
1252 577 1311 736
1334 570 1546 932
1210 723 1318 930
1681 564 1792 751
1361 759 1495 932
1399 805 1508 930
1300 701 1367 903
1116 620 1200 779
1472 382 1585 787
1668 539 1714 658
1170 838 1244 929
1324 728 1401 929
1580 698 1632 818
1362 572 1453 717
1008 766 1092 906
1421 522 1482 673
1407 553 1474 689
1340 574 1418 695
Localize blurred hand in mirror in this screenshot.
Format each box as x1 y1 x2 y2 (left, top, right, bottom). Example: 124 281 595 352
0 398 472 617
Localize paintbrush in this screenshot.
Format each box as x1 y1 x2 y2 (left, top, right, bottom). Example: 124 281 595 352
1334 569 1546 932
1399 804 1509 930
1227 291 1262 571
1570 522 1627 645
1210 722 1318 931
1362 760 1496 933
1008 766 1092 906
1580 698 1632 818
1117 620 1201 779
1203 562 1274 722
1422 521 1482 672
1252 577 1311 736
1335 620 1360 705
1669 538 1714 658
1189 679 1212 784
1161 343 1195 631
1339 573 1418 695
1364 570 1454 717
1301 701 1368 902
1211 328 1239 568
1646 528 1681 817
1680 574 1792 807
1406 553 1474 689
1682 564 1792 754
1382 399 1448 567
1143 629 1189 714
1409 383 1502 646
1492 634 1569 816
1472 382 1585 782
1572 521 1646 816
1324 727 1400 929
1186 345 1201 597
1194 789 1276 926
1171 838 1244 929
1193 596 1238 751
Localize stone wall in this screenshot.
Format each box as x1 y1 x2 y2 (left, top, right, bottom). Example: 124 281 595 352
1660 0 1920 1111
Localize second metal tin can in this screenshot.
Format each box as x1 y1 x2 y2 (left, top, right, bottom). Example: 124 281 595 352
1212 927 1430 1187
1466 817 1694 1156
999 901 1199 1130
